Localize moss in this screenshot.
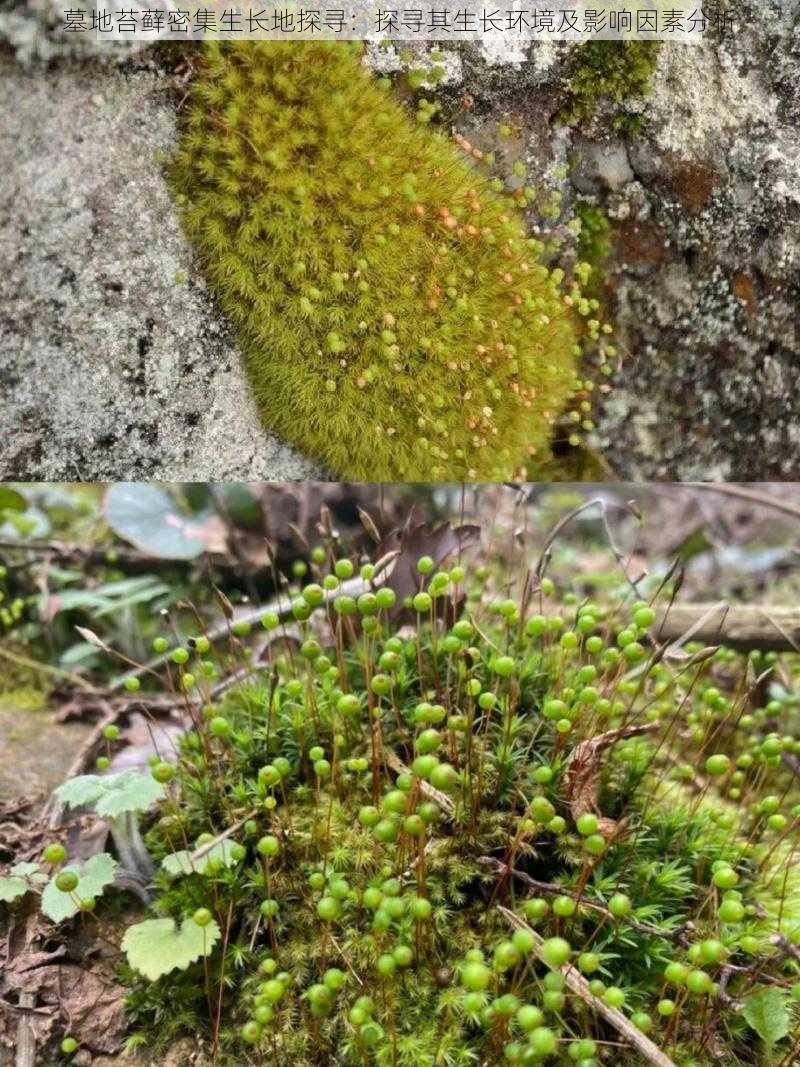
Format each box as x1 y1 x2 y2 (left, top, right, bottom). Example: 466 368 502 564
171 42 584 481
0 643 51 710
574 201 613 269
562 41 660 128
539 441 614 480
572 200 614 305
0 685 47 712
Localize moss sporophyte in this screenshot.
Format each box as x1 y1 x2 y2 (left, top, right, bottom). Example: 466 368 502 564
171 42 606 480
15 553 800 1063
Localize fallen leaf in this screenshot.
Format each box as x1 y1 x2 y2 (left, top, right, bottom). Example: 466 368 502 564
564 723 660 834
377 520 480 619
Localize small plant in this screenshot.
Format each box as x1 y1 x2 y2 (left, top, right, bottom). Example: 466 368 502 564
170 42 609 481
54 770 165 882
0 770 166 926
4 537 799 1065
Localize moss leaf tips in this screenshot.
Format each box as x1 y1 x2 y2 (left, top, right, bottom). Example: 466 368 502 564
172 42 580 480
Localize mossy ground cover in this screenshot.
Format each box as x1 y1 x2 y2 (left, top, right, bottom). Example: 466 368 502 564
171 42 606 480
7 533 799 1065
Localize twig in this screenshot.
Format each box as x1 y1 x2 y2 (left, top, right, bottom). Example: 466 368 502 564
41 694 185 824
42 704 121 826
654 604 800 652
108 552 398 692
0 645 99 694
497 906 679 1067
689 484 800 522
14 993 36 1067
654 601 729 662
481 858 692 945
772 934 800 965
189 809 259 865
385 752 454 815
715 965 742 1010
756 608 800 653
0 998 50 1017
329 933 365 987
532 497 644 596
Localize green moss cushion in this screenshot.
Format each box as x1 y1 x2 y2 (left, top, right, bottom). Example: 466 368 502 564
172 42 579 480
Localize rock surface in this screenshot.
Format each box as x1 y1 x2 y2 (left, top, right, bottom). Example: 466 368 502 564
0 704 93 797
1 10 798 480
0 55 323 480
597 19 800 480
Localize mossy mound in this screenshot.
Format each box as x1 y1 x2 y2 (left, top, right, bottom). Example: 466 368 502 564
563 42 660 129
172 42 581 480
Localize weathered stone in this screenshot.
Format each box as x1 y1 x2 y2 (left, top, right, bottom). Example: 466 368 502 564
1 11 798 479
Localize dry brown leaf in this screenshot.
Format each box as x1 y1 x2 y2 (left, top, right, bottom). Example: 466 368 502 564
564 723 660 834
377 521 480 620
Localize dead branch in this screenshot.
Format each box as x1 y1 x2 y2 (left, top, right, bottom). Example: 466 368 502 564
108 551 398 693
655 604 800 652
481 858 692 945
497 906 679 1067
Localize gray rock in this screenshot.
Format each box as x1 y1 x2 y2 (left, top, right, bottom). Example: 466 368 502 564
595 21 800 479
0 56 323 480
1 14 798 480
572 138 635 193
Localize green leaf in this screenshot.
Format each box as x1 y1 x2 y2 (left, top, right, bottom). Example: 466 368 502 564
94 772 165 818
55 771 165 818
41 853 118 923
215 484 263 531
45 576 170 619
0 487 26 513
105 483 225 560
122 916 220 981
0 506 50 540
60 642 103 667
54 774 108 809
162 839 240 877
0 862 47 904
742 987 791 1047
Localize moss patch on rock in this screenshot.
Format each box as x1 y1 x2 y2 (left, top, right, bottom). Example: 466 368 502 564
562 42 660 130
171 42 585 480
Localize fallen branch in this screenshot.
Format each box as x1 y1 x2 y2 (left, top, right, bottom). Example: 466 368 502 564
655 604 800 653
481 857 692 946
497 906 679 1067
689 484 800 522
108 551 398 693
